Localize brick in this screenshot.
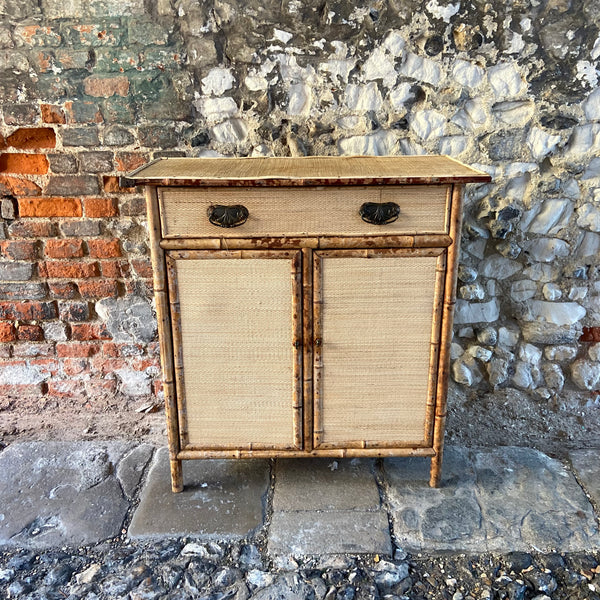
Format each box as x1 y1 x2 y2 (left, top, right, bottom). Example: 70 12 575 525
115 152 148 173
11 343 55 357
58 301 90 322
0 153 49 175
3 104 39 125
68 23 124 47
0 240 37 260
48 281 78 298
87 238 120 258
85 379 117 395
0 262 34 281
54 49 89 70
60 220 102 237
46 175 100 196
83 75 130 98
92 356 127 374
0 383 46 398
1 196 16 219
103 125 135 147
77 279 119 298
0 301 57 320
0 282 48 300
0 175 42 197
580 327 600 342
125 279 153 297
70 323 111 341
101 260 130 278
43 261 100 278
18 197 82 217
48 153 78 173
14 25 62 47
95 48 139 72
41 104 66 124
64 100 103 124
6 127 56 149
62 127 100 147
44 239 84 258
103 175 135 193
0 321 17 342
33 50 53 73
78 151 113 173
131 258 153 278
56 341 100 357
36 73 79 100
17 324 44 341
63 358 89 376
8 220 56 238
128 19 170 46
101 97 136 124
138 124 178 148
83 197 118 217
47 380 86 397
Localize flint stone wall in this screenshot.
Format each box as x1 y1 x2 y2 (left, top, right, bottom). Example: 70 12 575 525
0 0 599 417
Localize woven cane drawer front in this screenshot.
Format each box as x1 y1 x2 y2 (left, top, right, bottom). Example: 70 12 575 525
158 185 450 238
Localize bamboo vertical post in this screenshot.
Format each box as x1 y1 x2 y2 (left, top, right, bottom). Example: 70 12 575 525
429 184 464 488
312 252 323 448
291 250 304 449
302 248 314 452
145 186 183 493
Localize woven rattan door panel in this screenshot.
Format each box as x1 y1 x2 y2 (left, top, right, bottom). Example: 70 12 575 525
313 251 444 449
166 250 303 451
158 185 449 238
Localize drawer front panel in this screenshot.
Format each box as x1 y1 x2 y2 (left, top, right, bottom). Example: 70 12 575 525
159 185 449 238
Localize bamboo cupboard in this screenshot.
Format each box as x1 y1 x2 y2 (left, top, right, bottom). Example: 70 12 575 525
124 156 490 492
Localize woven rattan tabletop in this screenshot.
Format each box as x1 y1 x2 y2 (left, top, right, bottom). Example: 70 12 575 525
123 155 491 187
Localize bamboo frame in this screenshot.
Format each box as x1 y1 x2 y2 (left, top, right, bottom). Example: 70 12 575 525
429 184 464 487
166 249 304 459
145 187 183 493
177 447 437 459
302 248 314 452
312 251 323 448
159 234 452 251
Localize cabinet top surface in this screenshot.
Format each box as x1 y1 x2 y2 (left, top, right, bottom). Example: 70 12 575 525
125 155 491 187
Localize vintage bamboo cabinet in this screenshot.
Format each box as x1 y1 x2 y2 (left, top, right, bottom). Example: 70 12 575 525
125 156 490 492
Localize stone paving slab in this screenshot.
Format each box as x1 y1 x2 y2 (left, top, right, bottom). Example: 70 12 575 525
268 457 391 556
273 458 380 511
570 449 600 509
128 448 270 540
384 446 600 553
0 442 153 549
268 510 392 557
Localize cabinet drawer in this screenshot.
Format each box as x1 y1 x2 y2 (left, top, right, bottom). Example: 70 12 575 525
158 185 450 238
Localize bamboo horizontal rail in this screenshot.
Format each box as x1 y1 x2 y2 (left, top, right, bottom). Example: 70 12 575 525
177 447 437 459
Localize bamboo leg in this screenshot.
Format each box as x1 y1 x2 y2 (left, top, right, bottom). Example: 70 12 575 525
429 183 464 488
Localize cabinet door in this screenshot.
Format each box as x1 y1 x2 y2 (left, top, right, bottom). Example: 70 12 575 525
313 249 445 449
166 250 303 451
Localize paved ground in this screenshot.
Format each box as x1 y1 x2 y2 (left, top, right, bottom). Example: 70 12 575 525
0 442 599 555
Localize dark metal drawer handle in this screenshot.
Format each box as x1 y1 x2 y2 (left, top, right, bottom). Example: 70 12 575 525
208 204 249 228
359 202 400 225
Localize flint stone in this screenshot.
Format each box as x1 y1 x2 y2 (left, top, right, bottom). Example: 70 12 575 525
567 124 600 156
522 263 558 282
452 99 487 130
488 63 526 99
409 109 446 141
576 203 600 232
571 359 600 390
524 199 573 235
196 96 238 123
439 135 468 156
493 101 534 125
130 448 269 539
0 442 142 548
577 231 600 258
511 280 537 302
459 283 485 300
583 87 600 120
338 131 397 156
345 82 383 112
389 82 413 108
542 283 562 300
588 343 600 361
211 119 248 143
582 157 600 179
287 83 312 116
201 68 234 96
362 47 397 86
452 59 484 88
250 573 315 600
544 345 577 361
519 301 585 326
521 322 582 344
480 256 521 279
400 53 442 86
512 361 537 390
542 363 564 391
454 299 500 324
488 130 526 161
523 238 570 262
527 127 561 160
